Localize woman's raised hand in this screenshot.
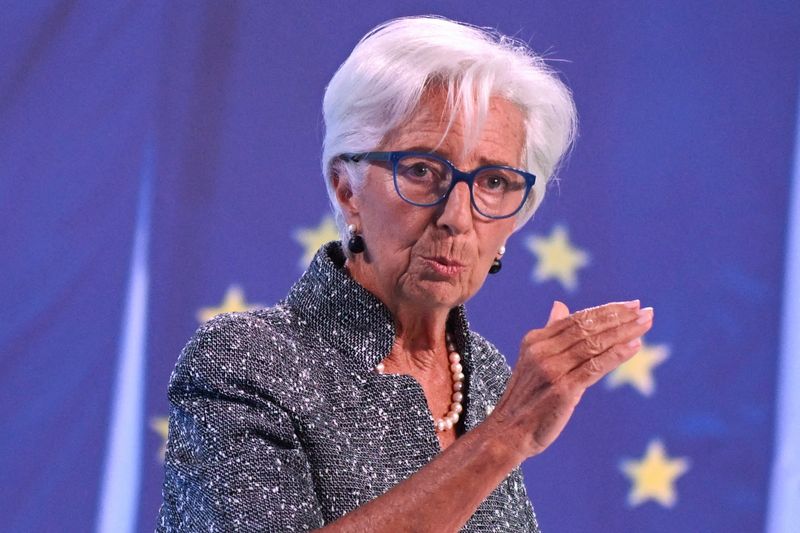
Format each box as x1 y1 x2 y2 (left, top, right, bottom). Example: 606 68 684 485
490 300 653 460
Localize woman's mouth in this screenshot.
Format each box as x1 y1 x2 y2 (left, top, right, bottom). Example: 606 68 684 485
422 256 466 277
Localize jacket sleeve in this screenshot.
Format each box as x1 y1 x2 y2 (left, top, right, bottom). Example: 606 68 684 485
467 331 542 533
157 313 324 532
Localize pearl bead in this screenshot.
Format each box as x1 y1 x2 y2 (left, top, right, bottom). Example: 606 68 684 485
434 332 466 433
375 362 385 374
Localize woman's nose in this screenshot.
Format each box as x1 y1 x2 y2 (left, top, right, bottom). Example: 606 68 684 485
436 181 473 234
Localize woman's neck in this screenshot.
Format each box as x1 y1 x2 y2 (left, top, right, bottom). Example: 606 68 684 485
389 308 450 372
346 256 452 373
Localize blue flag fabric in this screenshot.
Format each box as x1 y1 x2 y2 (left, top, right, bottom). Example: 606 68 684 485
1 2 799 532
767 83 800 533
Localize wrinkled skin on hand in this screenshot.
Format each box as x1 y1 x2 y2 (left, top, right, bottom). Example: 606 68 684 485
490 299 654 459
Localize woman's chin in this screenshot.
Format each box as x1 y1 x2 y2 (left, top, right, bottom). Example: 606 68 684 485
403 276 471 310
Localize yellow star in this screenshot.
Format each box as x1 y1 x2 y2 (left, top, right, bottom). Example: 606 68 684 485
524 224 589 291
150 416 169 463
294 214 340 268
606 340 670 396
196 285 260 323
621 439 690 508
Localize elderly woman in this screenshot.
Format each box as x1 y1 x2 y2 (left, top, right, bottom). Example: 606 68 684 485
158 16 653 532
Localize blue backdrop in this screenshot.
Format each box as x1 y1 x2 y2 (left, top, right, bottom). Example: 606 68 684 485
2 2 799 532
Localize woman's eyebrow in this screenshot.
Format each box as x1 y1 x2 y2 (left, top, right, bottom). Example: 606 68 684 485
477 156 515 167
401 146 514 168
402 145 441 154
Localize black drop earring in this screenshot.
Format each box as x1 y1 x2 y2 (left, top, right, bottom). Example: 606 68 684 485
489 245 506 274
347 224 365 254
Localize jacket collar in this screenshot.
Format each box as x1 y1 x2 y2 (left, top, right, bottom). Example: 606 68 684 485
284 241 472 375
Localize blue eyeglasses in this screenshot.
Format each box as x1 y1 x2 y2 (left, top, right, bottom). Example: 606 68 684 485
338 151 536 219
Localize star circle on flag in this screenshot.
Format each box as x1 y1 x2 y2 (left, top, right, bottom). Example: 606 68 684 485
606 339 670 396
620 439 690 508
150 416 169 463
524 224 589 291
294 214 340 268
196 285 261 323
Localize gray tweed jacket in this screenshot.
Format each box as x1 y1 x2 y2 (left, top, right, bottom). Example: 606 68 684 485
157 242 540 532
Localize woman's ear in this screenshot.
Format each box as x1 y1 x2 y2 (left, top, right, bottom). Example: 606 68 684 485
331 169 360 223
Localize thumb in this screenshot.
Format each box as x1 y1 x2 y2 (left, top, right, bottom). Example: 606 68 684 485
546 300 570 326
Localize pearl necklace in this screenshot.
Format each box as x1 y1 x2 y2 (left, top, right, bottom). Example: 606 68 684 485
437 333 465 432
375 333 464 433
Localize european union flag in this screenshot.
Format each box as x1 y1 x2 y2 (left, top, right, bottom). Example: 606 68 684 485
1 2 798 532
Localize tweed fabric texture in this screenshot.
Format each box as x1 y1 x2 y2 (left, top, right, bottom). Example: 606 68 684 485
157 241 540 532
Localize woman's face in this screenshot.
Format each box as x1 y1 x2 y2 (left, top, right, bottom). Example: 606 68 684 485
340 90 526 313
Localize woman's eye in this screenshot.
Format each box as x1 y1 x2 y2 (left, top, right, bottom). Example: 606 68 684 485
409 164 431 178
482 175 508 191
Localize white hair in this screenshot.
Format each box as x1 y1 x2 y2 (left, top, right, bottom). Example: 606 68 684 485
322 15 577 241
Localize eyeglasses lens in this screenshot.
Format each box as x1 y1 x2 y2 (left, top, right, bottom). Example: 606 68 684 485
394 154 527 218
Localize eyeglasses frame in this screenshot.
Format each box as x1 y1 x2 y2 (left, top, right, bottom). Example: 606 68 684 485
338 151 536 220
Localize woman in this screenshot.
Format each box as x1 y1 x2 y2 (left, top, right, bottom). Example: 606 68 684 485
158 16 653 532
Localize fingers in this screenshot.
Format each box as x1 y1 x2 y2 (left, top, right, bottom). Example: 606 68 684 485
567 336 642 389
565 307 655 388
546 301 570 326
528 300 642 354
553 307 653 370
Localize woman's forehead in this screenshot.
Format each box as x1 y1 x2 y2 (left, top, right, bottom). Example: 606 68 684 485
380 91 526 166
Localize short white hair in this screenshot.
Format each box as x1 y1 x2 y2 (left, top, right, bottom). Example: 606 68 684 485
322 15 577 241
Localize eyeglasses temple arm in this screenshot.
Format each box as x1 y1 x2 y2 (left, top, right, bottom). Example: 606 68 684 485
338 152 393 163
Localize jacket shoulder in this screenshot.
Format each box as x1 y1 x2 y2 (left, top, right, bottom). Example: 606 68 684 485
168 304 310 405
468 330 513 394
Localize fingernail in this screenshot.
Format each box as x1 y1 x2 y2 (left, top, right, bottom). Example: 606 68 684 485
636 307 654 324
627 338 642 349
624 299 640 309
